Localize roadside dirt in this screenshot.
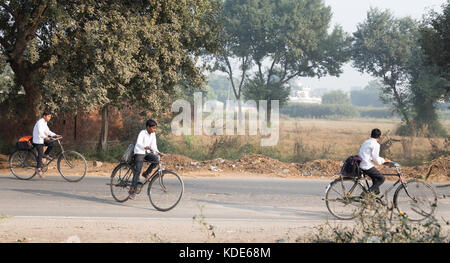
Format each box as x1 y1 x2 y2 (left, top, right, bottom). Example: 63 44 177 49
1 153 449 182
0 217 337 243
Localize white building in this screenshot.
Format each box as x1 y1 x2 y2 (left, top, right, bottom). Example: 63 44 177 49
288 86 321 104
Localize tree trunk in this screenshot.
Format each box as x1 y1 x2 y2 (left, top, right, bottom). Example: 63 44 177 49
23 82 42 122
9 59 42 122
97 105 109 152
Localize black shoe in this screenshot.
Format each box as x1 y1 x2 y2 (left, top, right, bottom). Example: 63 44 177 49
128 187 136 199
135 182 143 194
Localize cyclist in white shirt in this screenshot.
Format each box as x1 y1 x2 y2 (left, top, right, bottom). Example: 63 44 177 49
358 128 390 195
32 110 60 178
129 119 165 198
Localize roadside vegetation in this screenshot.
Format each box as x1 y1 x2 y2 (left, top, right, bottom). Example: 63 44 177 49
299 197 449 243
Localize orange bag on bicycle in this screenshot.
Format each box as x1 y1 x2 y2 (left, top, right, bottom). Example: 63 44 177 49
17 136 33 150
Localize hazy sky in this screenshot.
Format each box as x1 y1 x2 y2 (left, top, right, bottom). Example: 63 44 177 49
298 0 447 91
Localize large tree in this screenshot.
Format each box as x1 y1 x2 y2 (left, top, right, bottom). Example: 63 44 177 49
352 8 418 127
419 0 450 99
214 0 350 118
352 8 448 136
0 0 222 150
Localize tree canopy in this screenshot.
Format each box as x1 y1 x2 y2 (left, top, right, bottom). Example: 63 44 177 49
352 7 448 136
0 0 222 118
214 0 351 107
419 0 450 99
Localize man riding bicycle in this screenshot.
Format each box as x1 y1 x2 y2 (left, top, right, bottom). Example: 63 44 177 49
129 119 165 199
32 110 60 178
358 128 390 196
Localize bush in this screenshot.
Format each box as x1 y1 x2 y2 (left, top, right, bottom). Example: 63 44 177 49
357 107 394 118
322 90 350 105
300 197 449 243
281 103 359 118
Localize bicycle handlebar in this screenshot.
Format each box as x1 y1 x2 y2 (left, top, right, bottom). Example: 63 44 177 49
384 161 400 168
50 135 63 141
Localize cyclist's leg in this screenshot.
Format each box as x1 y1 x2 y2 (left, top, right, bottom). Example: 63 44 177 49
142 153 158 177
35 143 44 170
131 154 145 190
363 167 384 195
43 140 54 156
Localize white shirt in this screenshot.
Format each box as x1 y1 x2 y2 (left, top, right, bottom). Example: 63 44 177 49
358 138 385 170
134 129 159 155
32 118 56 144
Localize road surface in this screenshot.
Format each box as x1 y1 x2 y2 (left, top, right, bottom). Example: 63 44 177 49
0 174 449 242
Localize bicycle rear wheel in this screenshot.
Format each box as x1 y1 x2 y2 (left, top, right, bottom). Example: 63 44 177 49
148 170 184 212
325 177 366 220
9 150 37 180
110 163 134 202
57 151 87 182
394 179 438 221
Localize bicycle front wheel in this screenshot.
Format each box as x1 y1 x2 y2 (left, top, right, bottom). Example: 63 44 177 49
325 177 366 220
9 150 37 180
148 170 184 212
57 151 87 182
394 180 438 221
110 163 134 202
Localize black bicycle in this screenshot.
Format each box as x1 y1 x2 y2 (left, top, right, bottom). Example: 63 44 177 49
9 136 87 182
324 161 438 221
109 154 184 212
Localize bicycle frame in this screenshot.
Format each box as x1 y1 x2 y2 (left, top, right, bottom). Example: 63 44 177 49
357 164 415 204
141 155 164 184
39 138 67 168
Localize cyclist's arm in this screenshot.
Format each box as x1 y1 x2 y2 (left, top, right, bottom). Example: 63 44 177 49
44 122 56 139
371 143 386 165
149 133 160 154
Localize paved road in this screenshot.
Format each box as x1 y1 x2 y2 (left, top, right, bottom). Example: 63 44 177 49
1 174 449 223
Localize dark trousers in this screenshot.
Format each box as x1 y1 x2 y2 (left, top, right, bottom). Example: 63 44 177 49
132 153 159 188
362 167 385 195
34 140 54 169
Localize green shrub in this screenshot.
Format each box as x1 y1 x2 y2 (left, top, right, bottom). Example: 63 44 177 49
281 103 359 118
357 107 394 118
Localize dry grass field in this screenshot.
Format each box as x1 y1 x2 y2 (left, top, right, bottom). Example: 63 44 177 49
165 115 450 166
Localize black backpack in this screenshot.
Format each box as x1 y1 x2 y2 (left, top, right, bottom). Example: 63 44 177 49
340 155 362 177
16 136 33 150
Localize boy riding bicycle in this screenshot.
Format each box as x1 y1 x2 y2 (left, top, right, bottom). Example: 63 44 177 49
129 119 165 199
358 128 390 196
32 110 60 178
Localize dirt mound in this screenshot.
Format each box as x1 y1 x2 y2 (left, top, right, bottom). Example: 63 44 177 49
162 154 196 170
163 153 450 182
296 159 343 177
232 154 299 175
404 156 450 182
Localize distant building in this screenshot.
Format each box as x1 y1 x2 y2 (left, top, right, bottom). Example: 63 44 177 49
288 86 321 104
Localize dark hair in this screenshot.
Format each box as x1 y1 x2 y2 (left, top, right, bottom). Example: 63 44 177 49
371 128 382 139
42 110 52 117
146 119 157 127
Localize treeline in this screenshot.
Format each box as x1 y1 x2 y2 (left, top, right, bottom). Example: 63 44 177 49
280 103 394 119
